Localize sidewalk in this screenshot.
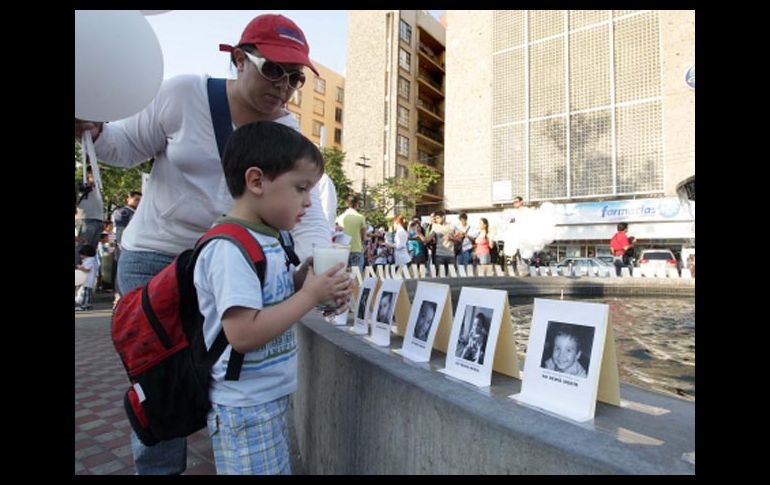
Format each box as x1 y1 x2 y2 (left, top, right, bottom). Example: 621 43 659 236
75 291 216 475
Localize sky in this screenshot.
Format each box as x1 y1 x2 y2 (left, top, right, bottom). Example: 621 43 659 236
145 10 445 80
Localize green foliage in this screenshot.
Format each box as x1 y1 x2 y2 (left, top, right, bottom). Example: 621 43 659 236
75 141 152 217
320 146 354 213
366 163 441 221
361 208 389 230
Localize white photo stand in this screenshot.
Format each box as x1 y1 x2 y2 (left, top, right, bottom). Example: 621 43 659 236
366 279 411 346
457 265 467 277
448 265 458 278
376 265 386 280
396 282 452 363
352 277 380 335
465 264 474 277
438 287 520 387
418 264 427 279
429 265 437 278
400 265 412 279
511 298 619 422
331 275 359 327
410 264 420 279
350 266 363 286
364 266 377 279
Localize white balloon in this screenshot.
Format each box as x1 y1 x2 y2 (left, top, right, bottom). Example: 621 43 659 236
140 10 173 15
75 10 164 121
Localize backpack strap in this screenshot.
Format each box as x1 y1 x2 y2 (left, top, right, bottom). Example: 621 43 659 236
207 78 233 159
192 223 267 381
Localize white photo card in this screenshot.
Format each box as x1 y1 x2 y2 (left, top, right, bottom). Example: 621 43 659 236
352 277 379 335
397 282 452 363
512 298 609 422
439 287 512 388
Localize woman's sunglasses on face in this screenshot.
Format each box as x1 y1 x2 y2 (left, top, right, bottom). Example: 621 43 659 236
244 51 306 89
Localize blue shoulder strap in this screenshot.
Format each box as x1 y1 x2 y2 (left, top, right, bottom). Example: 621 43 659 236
206 78 233 159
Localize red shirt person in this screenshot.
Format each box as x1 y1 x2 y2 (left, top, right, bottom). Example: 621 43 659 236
610 222 632 276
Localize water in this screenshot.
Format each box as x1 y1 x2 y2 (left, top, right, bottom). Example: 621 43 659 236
508 295 695 401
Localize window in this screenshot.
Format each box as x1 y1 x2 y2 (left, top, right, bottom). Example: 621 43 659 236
336 87 344 103
397 105 409 128
335 107 343 123
312 120 324 137
398 76 410 100
399 19 412 44
399 48 411 72
314 77 326 94
334 128 342 144
313 98 325 116
397 135 409 157
396 163 408 178
289 90 302 106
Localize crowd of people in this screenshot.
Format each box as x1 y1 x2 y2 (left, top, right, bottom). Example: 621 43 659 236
337 208 509 276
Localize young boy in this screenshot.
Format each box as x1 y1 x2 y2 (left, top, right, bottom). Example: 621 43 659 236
75 245 97 311
193 121 352 475
543 330 587 377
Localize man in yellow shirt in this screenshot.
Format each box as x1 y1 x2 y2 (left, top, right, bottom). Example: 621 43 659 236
337 195 367 272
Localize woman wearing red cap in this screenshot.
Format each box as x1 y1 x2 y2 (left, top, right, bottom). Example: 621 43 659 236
75 14 331 475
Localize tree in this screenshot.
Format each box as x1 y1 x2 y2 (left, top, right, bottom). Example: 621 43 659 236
320 146 354 213
75 141 153 218
365 162 441 224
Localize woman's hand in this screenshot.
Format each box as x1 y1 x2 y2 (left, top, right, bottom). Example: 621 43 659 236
75 118 104 142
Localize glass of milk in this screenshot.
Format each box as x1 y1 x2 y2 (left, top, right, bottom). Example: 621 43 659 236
313 243 350 312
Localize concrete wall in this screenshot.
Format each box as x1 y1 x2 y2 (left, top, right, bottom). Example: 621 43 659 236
292 278 694 474
444 10 494 210
660 10 695 196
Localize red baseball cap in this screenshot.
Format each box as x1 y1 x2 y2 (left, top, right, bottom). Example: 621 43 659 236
220 14 319 76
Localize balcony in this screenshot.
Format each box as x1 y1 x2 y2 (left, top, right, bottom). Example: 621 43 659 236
418 42 445 71
417 123 444 147
416 98 444 122
417 69 444 97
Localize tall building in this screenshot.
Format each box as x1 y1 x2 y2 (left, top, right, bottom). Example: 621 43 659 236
286 59 345 149
444 10 695 259
345 10 446 214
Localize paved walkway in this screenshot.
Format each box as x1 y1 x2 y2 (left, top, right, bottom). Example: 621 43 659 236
75 292 216 475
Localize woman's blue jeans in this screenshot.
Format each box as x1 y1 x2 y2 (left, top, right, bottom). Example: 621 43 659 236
117 249 187 475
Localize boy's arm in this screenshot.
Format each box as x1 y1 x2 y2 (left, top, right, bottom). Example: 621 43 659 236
222 262 350 354
76 265 90 272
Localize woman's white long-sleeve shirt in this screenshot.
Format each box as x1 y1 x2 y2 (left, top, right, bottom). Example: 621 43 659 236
94 74 330 257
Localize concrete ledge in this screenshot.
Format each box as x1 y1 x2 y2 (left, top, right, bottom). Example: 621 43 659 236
293 303 695 474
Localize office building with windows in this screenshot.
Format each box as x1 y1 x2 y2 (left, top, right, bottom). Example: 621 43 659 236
444 10 694 260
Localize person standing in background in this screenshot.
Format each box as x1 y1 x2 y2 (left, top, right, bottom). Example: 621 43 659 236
75 167 103 265
337 194 367 272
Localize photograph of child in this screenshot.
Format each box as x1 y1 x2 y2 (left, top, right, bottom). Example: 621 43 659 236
540 321 595 378
412 300 437 342
357 288 371 320
376 291 395 324
455 305 493 365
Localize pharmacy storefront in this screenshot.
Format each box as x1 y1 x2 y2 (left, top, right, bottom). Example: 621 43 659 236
545 197 695 262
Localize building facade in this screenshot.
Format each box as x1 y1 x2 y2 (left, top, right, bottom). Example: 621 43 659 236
286 59 345 149
444 10 695 260
345 10 446 214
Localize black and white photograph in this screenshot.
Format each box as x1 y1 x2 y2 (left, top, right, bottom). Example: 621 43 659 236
412 300 437 342
455 305 494 365
376 291 395 324
540 321 595 378
357 287 371 320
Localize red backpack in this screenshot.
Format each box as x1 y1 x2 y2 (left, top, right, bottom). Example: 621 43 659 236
111 223 268 446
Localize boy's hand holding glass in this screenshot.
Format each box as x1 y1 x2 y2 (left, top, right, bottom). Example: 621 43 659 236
301 257 352 315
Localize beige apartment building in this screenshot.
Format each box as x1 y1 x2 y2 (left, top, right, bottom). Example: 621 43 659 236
345 10 446 214
286 59 345 149
444 10 695 259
